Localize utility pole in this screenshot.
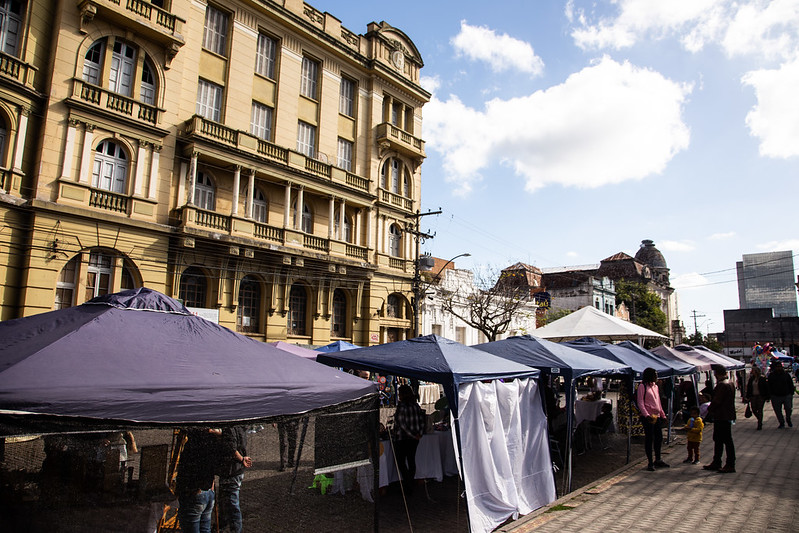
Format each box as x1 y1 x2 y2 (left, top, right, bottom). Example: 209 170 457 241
691 310 705 338
407 209 441 338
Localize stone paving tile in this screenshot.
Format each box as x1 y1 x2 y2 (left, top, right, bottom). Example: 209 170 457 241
506 405 799 533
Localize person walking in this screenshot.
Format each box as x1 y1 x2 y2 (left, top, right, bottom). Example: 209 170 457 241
175 428 221 533
703 365 736 473
767 359 794 428
393 384 426 495
636 367 669 472
745 365 769 430
217 426 253 533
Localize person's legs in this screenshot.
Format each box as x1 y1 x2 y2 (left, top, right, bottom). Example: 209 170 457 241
752 396 765 429
781 395 793 427
771 397 786 427
718 421 735 471
218 474 244 533
394 438 418 494
640 417 654 468
178 489 214 533
704 424 723 469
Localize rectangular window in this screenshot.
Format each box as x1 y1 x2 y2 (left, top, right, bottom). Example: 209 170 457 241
300 56 318 100
337 138 353 171
455 327 466 345
250 102 273 140
196 79 223 122
432 324 442 336
0 0 22 56
255 33 277 79
203 5 228 56
296 121 316 158
339 77 355 117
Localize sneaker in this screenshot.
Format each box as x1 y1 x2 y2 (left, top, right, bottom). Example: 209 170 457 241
788 420 793 427
646 463 655 472
683 458 693 464
692 460 700 465
778 424 785 429
718 465 736 473
703 463 721 471
653 460 670 468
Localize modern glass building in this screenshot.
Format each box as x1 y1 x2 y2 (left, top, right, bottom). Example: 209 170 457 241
736 251 798 317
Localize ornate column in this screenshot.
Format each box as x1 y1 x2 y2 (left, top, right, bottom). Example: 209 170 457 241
133 140 147 196
339 198 346 241
328 196 335 239
187 151 198 205
11 107 29 174
147 145 160 199
355 208 363 246
246 169 255 218
283 183 291 228
296 186 304 230
59 119 79 182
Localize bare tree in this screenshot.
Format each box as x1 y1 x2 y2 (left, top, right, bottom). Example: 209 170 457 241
438 264 536 342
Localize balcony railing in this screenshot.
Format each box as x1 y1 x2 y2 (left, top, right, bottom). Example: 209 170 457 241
389 257 407 271
345 172 369 192
73 79 160 126
379 189 414 211
80 0 185 49
345 244 368 261
305 157 331 178
304 234 329 252
195 208 230 232
89 188 128 213
376 122 425 158
0 51 36 88
254 222 283 243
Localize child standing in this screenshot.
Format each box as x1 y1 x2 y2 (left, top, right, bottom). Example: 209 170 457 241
682 406 704 464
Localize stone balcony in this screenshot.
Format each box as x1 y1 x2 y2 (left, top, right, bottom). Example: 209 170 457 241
376 122 425 160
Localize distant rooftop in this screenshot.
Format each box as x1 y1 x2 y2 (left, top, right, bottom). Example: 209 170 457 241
540 264 600 274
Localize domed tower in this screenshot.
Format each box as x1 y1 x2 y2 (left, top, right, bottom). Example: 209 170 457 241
635 239 669 286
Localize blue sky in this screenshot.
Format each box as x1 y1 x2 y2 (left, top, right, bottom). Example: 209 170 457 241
311 0 799 335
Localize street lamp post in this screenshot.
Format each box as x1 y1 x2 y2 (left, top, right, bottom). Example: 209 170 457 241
412 253 471 338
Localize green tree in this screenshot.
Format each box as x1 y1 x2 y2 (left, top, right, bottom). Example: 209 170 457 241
614 280 668 335
683 331 724 352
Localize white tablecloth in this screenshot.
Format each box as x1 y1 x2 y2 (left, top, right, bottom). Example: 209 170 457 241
575 398 611 427
418 383 441 405
379 430 458 487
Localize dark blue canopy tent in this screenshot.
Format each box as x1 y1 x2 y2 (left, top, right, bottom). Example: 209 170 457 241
0 288 378 433
317 335 548 532
473 335 632 494
564 337 698 444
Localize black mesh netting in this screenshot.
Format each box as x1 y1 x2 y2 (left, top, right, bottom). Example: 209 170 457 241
0 395 468 532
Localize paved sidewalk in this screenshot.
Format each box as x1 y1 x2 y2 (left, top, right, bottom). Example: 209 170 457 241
503 406 799 533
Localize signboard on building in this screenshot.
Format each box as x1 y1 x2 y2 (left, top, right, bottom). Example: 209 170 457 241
186 307 220 324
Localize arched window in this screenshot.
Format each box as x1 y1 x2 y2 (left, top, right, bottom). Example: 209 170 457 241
109 40 136 97
386 293 400 318
140 60 156 105
388 224 402 257
194 172 216 211
331 288 347 337
0 123 6 166
179 266 207 308
92 140 128 193
252 189 267 223
237 275 261 333
54 249 140 309
403 168 412 199
287 283 307 335
390 159 400 193
334 210 352 242
0 0 22 56
82 38 158 105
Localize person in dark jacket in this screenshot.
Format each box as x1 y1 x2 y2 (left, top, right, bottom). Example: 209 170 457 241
176 428 221 533
217 426 252 533
767 360 794 428
745 365 770 430
703 365 736 473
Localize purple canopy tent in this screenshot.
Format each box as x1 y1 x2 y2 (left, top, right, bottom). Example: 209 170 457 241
268 341 321 360
0 288 377 432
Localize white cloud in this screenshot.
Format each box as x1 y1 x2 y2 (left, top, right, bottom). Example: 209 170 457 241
424 56 691 195
708 231 736 240
420 75 441 94
566 251 579 258
570 0 799 62
659 240 696 252
671 272 711 290
755 239 799 252
742 57 799 158
451 21 544 76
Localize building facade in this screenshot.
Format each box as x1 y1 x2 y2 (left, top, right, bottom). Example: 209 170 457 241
0 0 429 347
540 265 616 316
736 251 798 318
722 308 799 358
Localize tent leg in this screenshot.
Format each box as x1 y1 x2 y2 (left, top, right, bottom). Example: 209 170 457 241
289 417 309 495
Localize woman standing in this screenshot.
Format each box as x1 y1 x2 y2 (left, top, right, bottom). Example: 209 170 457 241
745 365 769 430
637 367 670 471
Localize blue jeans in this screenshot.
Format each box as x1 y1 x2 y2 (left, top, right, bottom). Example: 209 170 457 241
177 489 215 533
218 473 244 533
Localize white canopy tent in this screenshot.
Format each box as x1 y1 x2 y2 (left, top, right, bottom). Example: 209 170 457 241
534 306 669 343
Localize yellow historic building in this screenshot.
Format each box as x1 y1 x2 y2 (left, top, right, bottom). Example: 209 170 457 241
0 0 429 346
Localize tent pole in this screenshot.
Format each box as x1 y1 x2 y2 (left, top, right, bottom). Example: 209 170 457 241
289 416 309 495
626 382 632 464
564 377 575 495
667 376 674 443
452 414 472 533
